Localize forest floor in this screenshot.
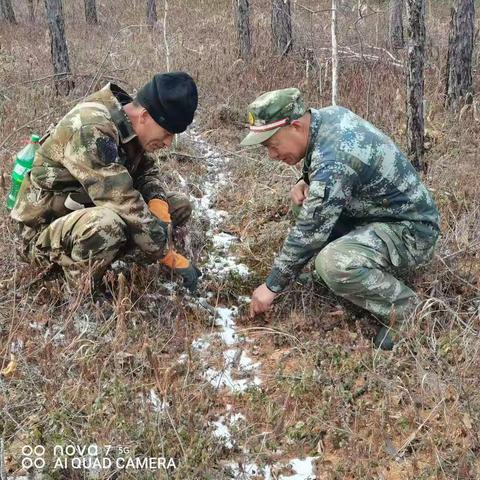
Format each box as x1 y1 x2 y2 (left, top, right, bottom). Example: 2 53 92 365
1 1 479 479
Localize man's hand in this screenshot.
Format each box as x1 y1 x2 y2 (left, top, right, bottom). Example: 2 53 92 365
289 179 309 206
250 283 277 318
160 250 202 293
148 198 171 223
176 263 202 293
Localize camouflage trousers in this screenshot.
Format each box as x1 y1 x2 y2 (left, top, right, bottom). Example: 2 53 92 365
292 205 437 324
26 192 192 288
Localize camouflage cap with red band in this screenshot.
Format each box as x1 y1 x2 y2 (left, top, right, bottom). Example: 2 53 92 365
240 88 306 146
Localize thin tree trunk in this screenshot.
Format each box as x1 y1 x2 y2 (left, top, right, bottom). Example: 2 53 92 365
163 0 170 71
331 0 338 105
44 0 75 96
389 0 405 49
406 0 425 172
0 0 16 23
445 0 475 108
146 0 157 25
272 0 292 55
234 0 252 60
84 0 98 25
27 0 35 22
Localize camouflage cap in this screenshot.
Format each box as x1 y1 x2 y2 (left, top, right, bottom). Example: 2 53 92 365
240 88 306 146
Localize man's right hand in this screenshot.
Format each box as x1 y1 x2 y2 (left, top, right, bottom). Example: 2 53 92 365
160 250 201 293
289 179 309 206
176 263 202 293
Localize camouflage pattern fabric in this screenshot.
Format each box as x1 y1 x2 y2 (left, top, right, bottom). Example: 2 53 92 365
314 222 429 322
165 192 192 228
267 106 440 322
27 192 191 287
240 88 306 146
10 83 192 284
32 206 127 287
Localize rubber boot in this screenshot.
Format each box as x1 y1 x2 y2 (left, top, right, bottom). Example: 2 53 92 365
374 326 395 351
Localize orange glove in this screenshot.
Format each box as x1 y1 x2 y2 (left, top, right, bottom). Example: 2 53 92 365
148 199 171 223
159 249 190 269
149 199 201 291
160 249 202 292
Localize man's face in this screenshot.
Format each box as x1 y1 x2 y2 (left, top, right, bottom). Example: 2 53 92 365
134 110 174 152
261 123 307 165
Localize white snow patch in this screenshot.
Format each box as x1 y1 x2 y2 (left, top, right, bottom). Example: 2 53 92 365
162 282 177 293
225 462 269 479
279 457 319 480
180 130 274 471
148 389 168 413
238 295 251 304
10 339 23 353
192 337 211 351
73 313 98 336
29 321 45 331
211 408 247 450
212 232 236 250
204 366 261 392
215 307 237 345
46 326 66 346
238 351 261 372
212 417 233 449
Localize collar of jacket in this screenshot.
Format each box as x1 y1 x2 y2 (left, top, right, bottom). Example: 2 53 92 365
90 82 138 144
302 108 322 184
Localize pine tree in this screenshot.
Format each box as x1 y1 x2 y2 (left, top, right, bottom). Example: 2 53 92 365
272 0 292 55
389 0 405 49
446 0 475 108
146 0 157 25
44 0 75 95
0 0 16 24
234 0 252 60
84 0 98 25
406 0 426 172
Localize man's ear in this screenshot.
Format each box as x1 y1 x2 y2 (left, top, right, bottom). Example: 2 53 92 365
138 108 149 125
290 119 303 131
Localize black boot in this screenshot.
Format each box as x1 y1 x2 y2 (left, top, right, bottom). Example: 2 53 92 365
374 326 395 351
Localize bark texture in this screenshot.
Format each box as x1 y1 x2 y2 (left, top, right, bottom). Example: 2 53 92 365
406 0 426 172
446 0 475 108
272 0 292 55
45 0 75 95
234 0 252 59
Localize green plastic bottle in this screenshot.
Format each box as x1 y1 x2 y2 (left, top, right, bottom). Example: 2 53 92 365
6 134 40 210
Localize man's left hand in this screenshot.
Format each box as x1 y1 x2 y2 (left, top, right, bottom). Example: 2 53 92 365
250 283 277 318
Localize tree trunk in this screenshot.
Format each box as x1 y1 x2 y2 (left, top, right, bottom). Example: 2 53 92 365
146 0 157 25
331 0 338 105
406 0 425 172
84 0 98 24
389 0 405 49
0 0 16 23
234 0 252 60
44 0 75 96
272 0 292 55
445 0 475 108
27 0 35 22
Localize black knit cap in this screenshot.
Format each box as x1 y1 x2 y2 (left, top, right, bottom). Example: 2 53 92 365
135 72 198 134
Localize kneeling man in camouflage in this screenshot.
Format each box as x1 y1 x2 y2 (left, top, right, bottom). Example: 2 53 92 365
11 72 201 293
243 88 440 350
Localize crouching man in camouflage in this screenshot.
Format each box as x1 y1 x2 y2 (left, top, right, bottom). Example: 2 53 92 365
243 88 440 350
11 72 201 293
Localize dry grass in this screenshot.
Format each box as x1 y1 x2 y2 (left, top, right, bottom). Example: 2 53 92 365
0 0 479 479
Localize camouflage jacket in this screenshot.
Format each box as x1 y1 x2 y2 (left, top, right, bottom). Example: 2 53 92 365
11 83 168 258
266 106 440 293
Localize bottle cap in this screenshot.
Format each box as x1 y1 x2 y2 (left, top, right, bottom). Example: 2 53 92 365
31 134 40 143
